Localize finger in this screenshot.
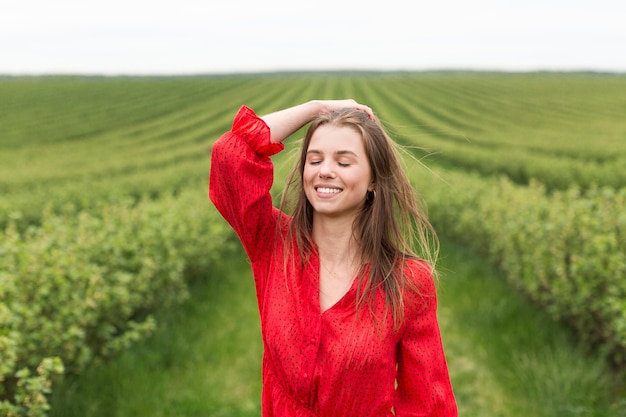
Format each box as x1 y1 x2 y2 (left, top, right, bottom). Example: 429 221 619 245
358 105 375 120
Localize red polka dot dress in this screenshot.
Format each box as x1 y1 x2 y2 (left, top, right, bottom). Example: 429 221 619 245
209 106 458 417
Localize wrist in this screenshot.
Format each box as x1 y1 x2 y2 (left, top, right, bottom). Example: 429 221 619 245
306 100 325 119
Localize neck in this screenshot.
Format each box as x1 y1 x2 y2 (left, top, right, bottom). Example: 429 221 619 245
312 215 359 267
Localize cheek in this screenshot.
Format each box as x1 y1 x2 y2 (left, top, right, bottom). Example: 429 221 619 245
302 167 314 185
350 169 373 190
301 169 316 203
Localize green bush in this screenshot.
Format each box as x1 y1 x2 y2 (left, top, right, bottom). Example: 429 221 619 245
0 189 236 416
421 170 626 367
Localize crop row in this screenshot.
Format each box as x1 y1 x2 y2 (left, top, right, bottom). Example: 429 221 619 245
3 75 625 193
350 75 626 190
0 76 263 148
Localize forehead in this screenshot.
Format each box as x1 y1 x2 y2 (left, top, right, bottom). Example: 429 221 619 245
307 124 365 154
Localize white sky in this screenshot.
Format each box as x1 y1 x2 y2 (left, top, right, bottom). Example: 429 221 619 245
1 0 625 75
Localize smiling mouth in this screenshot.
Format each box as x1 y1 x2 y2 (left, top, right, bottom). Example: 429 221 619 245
316 187 342 194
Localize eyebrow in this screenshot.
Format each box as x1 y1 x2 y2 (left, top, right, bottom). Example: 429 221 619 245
306 149 359 157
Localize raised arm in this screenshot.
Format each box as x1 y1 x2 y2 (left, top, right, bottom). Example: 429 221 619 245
262 99 374 144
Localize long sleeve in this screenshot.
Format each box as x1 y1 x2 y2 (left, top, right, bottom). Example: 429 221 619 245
395 262 458 416
209 105 285 290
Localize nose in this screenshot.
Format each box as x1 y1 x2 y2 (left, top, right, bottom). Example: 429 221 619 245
318 160 335 178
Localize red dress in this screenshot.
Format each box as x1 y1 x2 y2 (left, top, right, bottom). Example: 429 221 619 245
209 106 458 417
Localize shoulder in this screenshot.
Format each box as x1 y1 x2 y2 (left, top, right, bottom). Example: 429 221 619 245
403 258 435 292
401 258 437 313
274 208 292 234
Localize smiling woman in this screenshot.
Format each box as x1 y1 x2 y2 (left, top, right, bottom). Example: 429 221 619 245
209 100 457 416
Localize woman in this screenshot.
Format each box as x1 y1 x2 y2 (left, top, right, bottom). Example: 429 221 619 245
209 99 457 416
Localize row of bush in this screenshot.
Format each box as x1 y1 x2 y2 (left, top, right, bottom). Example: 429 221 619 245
422 169 626 367
359 74 626 191
418 138 626 191
0 160 210 232
0 188 235 416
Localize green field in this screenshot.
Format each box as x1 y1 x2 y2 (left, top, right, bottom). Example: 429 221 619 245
1 73 625 416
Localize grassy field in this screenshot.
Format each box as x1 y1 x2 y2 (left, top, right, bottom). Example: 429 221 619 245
1 73 625 416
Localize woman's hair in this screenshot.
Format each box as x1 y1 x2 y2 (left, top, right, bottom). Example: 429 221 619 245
279 109 439 329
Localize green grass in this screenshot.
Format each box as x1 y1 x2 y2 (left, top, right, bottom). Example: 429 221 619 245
49 238 625 417
437 240 625 416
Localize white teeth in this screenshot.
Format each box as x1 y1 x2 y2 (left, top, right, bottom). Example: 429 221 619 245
317 187 341 194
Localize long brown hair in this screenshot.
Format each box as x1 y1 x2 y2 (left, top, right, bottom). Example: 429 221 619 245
279 108 439 329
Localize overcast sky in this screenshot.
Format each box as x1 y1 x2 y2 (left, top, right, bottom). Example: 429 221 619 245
2 0 625 75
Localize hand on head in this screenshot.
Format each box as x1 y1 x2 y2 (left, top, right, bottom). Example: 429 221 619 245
314 99 375 120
